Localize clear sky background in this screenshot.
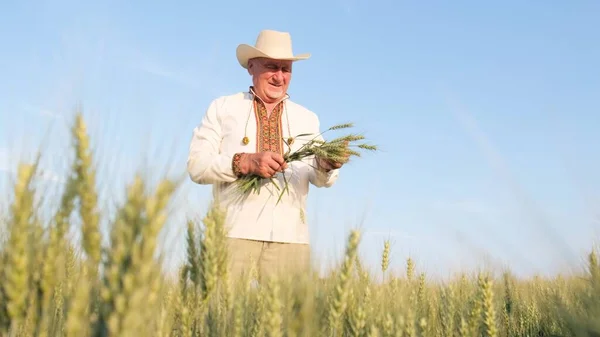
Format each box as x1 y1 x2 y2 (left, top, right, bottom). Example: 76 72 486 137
1 0 599 280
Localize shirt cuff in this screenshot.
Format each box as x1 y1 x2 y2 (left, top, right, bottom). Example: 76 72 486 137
232 153 245 177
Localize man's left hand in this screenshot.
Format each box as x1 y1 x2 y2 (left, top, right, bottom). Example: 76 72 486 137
316 157 343 171
316 141 349 172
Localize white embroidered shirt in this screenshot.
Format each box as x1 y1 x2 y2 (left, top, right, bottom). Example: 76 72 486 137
187 88 339 244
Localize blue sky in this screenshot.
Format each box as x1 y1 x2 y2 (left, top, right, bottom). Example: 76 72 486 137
1 0 599 279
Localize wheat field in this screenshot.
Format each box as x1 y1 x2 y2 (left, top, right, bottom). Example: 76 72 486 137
0 112 599 337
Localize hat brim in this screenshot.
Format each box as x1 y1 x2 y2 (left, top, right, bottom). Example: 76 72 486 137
236 44 311 69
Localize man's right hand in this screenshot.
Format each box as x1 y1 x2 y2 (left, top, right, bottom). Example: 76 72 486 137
239 152 288 178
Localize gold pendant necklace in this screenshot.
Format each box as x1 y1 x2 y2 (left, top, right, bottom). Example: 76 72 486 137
242 89 292 148
241 96 254 146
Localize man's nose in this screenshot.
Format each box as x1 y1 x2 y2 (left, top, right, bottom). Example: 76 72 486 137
273 70 284 80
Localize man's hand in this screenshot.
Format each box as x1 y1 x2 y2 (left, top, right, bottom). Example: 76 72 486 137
240 152 288 178
316 156 343 171
316 140 350 172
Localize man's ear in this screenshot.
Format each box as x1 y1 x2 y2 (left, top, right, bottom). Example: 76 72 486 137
247 59 254 75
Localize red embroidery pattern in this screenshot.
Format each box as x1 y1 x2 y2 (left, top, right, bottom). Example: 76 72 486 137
232 153 244 177
253 97 284 156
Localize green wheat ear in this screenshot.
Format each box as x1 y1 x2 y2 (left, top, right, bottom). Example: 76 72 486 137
357 144 378 151
328 123 354 131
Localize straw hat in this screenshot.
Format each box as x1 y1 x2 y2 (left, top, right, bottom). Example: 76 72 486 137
236 30 311 69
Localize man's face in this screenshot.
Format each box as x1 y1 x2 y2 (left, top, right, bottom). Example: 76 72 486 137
248 57 293 103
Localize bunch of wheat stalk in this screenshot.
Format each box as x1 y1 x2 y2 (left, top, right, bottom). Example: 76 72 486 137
236 123 377 202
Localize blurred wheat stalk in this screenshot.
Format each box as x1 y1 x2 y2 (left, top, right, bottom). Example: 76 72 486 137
0 111 599 337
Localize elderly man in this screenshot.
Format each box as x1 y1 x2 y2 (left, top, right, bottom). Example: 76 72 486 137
187 30 345 280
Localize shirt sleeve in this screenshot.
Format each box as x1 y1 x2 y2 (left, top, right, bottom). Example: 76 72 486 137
306 115 340 188
187 98 238 185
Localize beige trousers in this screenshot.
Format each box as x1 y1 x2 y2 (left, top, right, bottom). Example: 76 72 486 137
227 238 311 281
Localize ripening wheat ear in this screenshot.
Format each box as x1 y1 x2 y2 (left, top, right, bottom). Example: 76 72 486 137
71 113 101 269
185 219 201 288
264 276 283 337
1 162 37 332
381 240 390 282
345 284 370 337
98 175 146 336
99 172 178 336
120 177 177 335
480 274 498 337
327 230 361 336
440 284 456 337
406 257 415 282
65 262 93 337
198 203 228 303
40 170 78 335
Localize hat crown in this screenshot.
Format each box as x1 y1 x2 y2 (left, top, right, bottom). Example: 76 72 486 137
236 29 310 69
253 30 294 57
